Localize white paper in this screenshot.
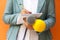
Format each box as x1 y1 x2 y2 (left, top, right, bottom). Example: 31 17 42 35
17 13 42 24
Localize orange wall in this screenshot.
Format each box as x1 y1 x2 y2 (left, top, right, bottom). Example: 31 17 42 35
0 0 9 40
0 0 60 40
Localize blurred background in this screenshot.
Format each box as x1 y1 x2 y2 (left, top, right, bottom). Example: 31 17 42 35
0 0 60 40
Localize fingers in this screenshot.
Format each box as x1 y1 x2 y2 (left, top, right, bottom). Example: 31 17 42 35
21 9 31 14
20 9 26 14
24 21 33 30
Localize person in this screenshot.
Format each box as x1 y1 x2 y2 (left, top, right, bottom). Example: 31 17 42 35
3 0 56 40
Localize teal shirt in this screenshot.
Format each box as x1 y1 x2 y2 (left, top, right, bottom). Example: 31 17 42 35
3 0 56 40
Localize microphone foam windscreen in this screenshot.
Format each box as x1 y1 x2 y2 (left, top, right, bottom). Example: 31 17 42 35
26 15 36 25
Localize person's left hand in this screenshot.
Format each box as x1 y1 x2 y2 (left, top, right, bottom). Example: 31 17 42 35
23 17 33 30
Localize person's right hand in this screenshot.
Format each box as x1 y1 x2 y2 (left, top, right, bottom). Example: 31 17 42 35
21 9 31 14
20 9 31 21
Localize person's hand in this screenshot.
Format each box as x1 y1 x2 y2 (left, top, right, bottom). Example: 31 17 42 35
20 9 33 30
23 17 33 30
21 9 31 14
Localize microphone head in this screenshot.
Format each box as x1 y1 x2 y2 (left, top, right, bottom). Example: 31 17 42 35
26 15 36 25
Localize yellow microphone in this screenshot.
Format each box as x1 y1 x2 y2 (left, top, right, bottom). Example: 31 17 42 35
26 15 46 32
33 19 46 32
